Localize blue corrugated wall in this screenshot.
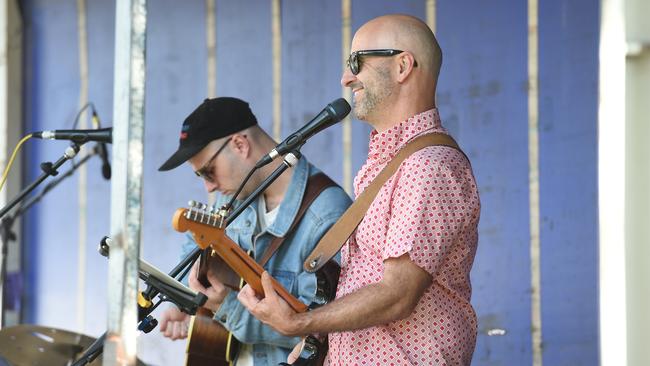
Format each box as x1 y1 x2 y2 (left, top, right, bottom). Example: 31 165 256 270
538 1 599 365
18 1 600 364
438 1 533 364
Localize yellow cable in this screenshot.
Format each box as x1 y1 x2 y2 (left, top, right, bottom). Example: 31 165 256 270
0 134 33 192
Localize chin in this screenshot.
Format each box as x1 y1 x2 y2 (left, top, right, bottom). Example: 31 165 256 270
352 98 371 120
353 108 368 121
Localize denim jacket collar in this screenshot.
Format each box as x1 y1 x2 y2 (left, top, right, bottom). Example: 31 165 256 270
263 156 309 238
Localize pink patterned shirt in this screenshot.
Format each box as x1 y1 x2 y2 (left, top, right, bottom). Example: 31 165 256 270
327 109 480 366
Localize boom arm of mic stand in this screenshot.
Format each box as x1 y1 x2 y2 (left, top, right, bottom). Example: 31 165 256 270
9 148 97 220
71 332 106 366
0 142 85 219
226 150 302 226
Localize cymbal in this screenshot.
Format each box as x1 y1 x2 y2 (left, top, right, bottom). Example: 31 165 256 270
0 324 99 365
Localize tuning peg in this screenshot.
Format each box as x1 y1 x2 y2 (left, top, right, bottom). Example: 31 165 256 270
188 200 197 207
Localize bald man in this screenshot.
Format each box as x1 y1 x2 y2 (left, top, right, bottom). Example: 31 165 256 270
239 14 480 366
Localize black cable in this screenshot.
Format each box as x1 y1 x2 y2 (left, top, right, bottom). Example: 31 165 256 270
224 164 258 211
66 102 96 167
71 102 95 129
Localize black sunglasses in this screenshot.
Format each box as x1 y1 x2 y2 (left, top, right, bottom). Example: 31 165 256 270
346 49 417 75
194 137 232 182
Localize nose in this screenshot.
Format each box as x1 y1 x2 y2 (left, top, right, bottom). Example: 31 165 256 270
341 67 357 88
203 179 218 193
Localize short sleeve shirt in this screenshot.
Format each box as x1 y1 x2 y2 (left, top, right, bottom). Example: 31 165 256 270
327 109 481 366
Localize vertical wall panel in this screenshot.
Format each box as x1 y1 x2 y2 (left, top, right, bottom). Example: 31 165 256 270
281 1 343 183
139 1 208 364
83 0 115 335
538 1 600 364
214 0 273 132
142 0 207 264
23 0 83 327
437 1 532 365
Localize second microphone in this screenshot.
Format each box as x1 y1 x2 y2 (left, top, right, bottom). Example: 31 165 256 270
255 98 351 168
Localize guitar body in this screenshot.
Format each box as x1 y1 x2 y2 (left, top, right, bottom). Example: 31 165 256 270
186 307 239 366
185 251 242 366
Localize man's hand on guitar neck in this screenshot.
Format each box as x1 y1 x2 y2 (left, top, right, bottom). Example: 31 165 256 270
238 271 302 336
188 259 230 313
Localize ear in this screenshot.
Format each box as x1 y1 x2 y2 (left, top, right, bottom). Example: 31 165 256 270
396 52 417 83
229 133 251 158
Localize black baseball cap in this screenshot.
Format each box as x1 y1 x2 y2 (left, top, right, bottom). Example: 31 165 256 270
158 97 258 171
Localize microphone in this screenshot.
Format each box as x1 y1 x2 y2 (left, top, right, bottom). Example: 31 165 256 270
32 127 113 144
92 111 112 180
255 98 351 168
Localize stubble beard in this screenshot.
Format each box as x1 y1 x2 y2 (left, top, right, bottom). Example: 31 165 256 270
352 67 394 121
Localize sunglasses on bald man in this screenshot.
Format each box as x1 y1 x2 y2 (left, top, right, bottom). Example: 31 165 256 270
346 49 418 75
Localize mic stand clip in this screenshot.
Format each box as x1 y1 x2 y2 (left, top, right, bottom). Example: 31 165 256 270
98 237 207 319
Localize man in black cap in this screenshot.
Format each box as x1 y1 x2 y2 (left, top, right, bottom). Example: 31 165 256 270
157 97 351 366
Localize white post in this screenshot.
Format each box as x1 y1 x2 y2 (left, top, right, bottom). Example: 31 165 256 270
599 0 628 364
624 0 650 364
104 0 147 364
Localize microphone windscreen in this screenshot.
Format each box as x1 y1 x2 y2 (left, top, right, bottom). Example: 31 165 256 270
329 98 352 120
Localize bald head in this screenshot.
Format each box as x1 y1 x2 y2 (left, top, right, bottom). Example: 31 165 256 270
353 14 442 90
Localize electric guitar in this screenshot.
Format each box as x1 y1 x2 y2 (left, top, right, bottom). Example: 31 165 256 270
173 202 339 366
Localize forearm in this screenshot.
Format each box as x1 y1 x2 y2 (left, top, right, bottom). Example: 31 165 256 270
239 254 432 338
289 280 414 336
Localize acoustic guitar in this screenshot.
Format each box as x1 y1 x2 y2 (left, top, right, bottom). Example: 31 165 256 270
173 202 338 365
184 252 243 366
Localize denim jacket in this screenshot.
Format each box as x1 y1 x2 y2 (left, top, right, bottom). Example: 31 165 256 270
181 156 351 366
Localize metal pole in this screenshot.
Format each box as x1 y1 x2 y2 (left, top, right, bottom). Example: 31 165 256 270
75 0 89 333
105 0 146 364
0 0 24 329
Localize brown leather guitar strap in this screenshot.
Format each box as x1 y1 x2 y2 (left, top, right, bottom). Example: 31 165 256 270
257 172 338 267
303 133 463 273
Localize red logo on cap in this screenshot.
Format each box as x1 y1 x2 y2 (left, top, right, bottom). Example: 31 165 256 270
180 132 188 139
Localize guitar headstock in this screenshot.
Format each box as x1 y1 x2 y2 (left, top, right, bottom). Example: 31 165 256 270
172 201 229 250
172 201 310 314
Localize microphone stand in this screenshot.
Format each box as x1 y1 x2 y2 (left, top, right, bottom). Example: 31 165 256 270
72 150 302 365
0 143 101 327
0 142 85 219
